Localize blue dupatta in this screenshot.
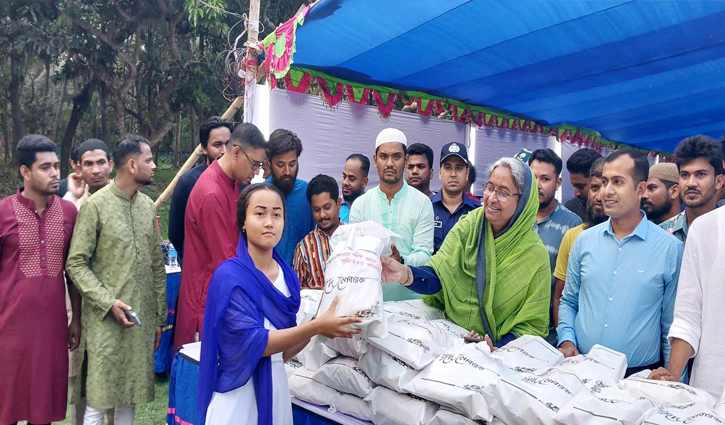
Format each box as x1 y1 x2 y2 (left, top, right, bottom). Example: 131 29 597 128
197 235 301 424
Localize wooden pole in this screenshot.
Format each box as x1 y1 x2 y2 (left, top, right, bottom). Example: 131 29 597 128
154 0 260 210
153 98 244 210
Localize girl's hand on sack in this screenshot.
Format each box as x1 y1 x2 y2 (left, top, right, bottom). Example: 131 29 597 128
315 295 362 339
381 255 408 284
648 367 677 381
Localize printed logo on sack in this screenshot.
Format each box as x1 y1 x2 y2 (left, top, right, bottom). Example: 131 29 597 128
438 353 500 375
354 301 381 319
324 276 370 294
659 409 725 424
449 143 460 153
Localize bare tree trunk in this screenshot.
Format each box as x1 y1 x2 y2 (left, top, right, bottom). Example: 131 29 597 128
10 49 25 161
45 61 50 97
189 105 196 152
100 84 108 141
113 90 127 136
173 112 182 167
136 72 148 136
60 79 95 178
2 99 11 160
53 77 68 142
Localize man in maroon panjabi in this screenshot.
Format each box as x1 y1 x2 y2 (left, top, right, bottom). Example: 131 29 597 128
0 135 81 425
173 123 267 351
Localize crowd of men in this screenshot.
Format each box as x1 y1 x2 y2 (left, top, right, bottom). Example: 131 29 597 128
2 119 725 425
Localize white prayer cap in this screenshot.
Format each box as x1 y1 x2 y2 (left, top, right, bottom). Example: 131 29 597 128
375 128 407 150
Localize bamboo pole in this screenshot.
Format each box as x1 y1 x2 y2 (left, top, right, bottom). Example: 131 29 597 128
154 97 243 210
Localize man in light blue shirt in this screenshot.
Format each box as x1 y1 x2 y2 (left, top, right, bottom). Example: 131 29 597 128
265 129 316 264
340 154 369 223
558 149 683 377
350 128 434 301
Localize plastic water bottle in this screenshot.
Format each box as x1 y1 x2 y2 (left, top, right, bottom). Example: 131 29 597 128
168 244 178 268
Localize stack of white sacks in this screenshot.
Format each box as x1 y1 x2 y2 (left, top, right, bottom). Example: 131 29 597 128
289 223 725 424
287 296 725 425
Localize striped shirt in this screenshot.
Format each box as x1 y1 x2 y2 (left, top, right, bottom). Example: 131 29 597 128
293 227 336 289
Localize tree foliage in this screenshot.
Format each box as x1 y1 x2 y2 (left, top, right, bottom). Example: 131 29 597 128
0 0 311 176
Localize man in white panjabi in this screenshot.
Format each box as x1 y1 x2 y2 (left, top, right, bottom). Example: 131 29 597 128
649 206 725 398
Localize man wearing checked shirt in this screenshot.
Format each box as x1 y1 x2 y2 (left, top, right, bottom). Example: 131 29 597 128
557 149 683 377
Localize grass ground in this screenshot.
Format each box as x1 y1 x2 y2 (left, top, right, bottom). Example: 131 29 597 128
1 158 181 425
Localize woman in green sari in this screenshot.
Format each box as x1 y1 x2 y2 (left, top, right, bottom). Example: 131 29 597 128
381 157 550 347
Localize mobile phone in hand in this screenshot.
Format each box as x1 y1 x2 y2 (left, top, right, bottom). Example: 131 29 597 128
125 309 142 326
464 336 482 343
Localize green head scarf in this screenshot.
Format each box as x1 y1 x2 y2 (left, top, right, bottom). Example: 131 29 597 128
424 161 551 341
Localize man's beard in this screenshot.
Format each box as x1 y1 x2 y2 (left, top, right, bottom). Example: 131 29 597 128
642 197 672 223
683 185 718 209
135 173 153 186
343 188 364 204
585 203 607 226
273 169 298 195
381 168 402 185
538 190 556 210
37 179 60 196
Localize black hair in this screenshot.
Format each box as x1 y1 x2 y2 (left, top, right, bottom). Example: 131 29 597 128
605 148 650 184
17 134 57 170
78 139 111 161
70 144 81 163
407 143 434 168
113 134 150 165
230 123 267 151
589 157 606 179
468 165 477 184
566 148 602 177
346 153 370 177
199 116 234 149
267 128 303 160
528 148 563 176
674 135 725 175
663 179 678 191
306 174 339 203
236 183 286 235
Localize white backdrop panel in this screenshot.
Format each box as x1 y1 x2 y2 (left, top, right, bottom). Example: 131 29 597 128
473 127 559 197
254 85 649 200
255 86 468 192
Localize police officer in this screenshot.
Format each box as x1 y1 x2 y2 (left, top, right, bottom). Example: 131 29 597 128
430 142 481 253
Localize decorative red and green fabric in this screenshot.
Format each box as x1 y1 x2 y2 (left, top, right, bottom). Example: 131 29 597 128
263 0 319 88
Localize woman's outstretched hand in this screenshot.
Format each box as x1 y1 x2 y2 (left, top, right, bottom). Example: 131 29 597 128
314 295 362 339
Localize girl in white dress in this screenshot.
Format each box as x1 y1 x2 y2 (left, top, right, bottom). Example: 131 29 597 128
198 183 361 425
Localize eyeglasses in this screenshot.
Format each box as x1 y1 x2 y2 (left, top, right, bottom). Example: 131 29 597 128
240 148 265 171
483 183 520 202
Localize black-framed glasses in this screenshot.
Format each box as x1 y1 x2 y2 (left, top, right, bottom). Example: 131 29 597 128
241 149 264 171
483 183 520 202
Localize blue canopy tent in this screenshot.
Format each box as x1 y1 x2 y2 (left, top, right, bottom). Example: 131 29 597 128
263 0 725 155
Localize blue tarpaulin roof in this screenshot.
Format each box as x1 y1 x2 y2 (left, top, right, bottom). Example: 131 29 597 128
288 0 725 153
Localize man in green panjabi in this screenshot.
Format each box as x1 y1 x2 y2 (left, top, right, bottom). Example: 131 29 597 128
66 134 166 425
